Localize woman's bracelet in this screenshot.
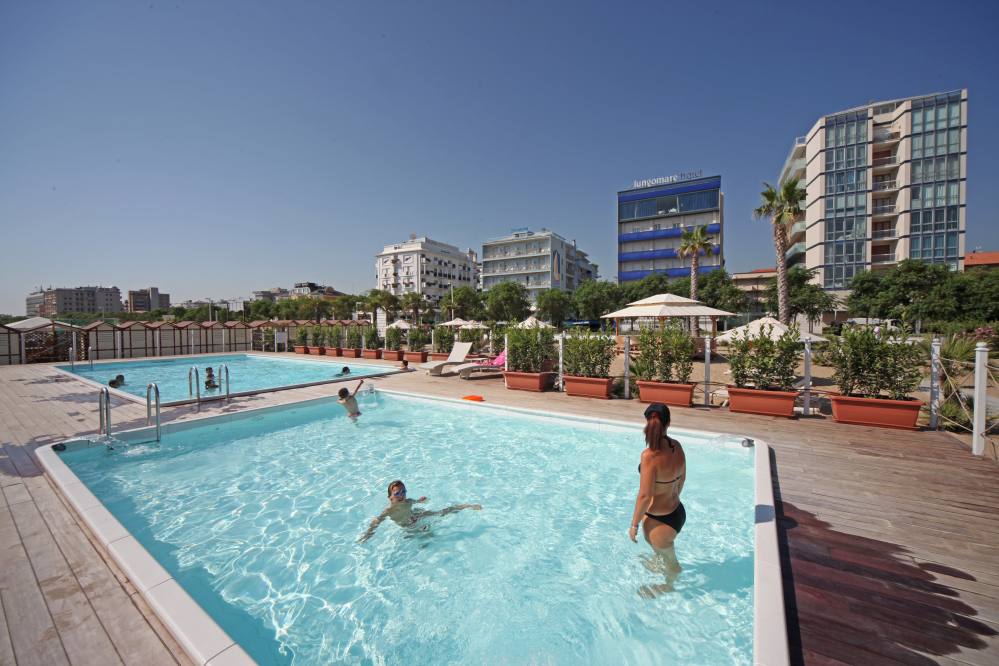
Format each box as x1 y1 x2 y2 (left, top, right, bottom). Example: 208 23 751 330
631 523 640 529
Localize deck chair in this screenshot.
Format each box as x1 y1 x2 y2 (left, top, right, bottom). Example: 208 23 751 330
419 342 473 376
454 349 506 379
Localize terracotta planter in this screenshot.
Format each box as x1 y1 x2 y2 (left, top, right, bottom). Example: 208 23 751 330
829 393 924 430
503 371 549 392
342 348 362 358
541 359 555 373
727 386 800 419
362 349 382 360
404 350 428 363
309 347 324 356
382 350 404 361
429 352 450 361
294 346 308 355
636 380 696 407
563 376 614 399
327 347 342 357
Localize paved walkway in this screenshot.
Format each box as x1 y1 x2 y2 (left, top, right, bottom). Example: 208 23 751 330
1 353 998 666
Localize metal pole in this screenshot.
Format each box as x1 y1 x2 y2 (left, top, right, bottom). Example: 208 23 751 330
803 338 812 416
189 366 200 411
624 335 630 399
72 331 77 366
88 346 93 370
20 333 25 365
929 338 941 430
147 383 161 442
972 342 988 456
558 333 564 392
704 336 712 407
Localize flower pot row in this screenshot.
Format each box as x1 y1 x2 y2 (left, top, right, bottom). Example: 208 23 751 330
291 346 412 361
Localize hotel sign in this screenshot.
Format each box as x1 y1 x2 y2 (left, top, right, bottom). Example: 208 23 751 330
633 170 703 189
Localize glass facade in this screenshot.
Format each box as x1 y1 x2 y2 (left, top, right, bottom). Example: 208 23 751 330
822 110 870 288
619 188 719 221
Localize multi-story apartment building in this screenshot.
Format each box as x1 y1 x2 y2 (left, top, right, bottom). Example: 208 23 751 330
617 174 725 285
37 286 123 317
289 283 343 300
375 236 479 306
25 289 45 317
126 287 170 312
481 228 594 301
778 90 967 301
251 287 291 302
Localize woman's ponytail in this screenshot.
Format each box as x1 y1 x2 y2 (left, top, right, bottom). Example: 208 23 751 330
644 414 663 451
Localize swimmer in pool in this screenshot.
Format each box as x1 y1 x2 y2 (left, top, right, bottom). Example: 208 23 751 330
629 403 686 598
204 367 219 391
338 367 351 376
338 379 364 417
358 480 482 543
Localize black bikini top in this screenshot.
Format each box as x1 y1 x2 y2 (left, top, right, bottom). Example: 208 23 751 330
639 436 680 483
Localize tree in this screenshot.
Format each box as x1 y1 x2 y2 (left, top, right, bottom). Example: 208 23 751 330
699 268 752 315
297 297 333 323
276 299 300 320
374 291 400 325
485 281 532 322
572 279 622 321
331 294 356 321
676 224 715 335
439 286 479 320
752 178 807 325
620 271 670 304
961 268 999 322
400 292 433 325
846 260 959 324
535 288 573 327
763 266 840 331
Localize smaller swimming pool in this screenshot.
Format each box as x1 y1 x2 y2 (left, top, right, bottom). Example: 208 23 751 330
57 354 397 404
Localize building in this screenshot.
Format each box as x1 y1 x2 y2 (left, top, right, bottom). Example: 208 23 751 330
37 286 123 317
126 287 170 312
731 268 777 326
777 89 967 305
375 235 479 306
175 300 208 310
965 251 999 270
289 283 343 300
251 287 291 302
25 289 45 317
617 174 725 285
481 228 594 300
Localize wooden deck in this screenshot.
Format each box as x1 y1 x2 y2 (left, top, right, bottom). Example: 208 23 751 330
1 354 998 666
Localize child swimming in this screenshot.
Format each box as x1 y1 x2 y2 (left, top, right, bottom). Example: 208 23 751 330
338 367 351 376
338 379 364 418
358 480 482 543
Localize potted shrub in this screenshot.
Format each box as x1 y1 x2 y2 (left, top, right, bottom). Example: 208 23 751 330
327 324 343 357
383 327 404 361
562 331 617 398
635 324 697 407
404 327 430 363
726 324 802 418
459 328 483 357
362 328 382 359
294 326 309 354
343 326 363 358
828 325 924 429
503 324 556 392
309 327 326 355
430 328 455 361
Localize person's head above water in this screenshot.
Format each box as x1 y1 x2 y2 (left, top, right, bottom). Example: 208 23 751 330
643 403 673 451
340 367 350 374
338 387 349 399
387 480 406 502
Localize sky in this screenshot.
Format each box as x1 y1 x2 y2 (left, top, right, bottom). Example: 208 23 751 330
1 0 996 314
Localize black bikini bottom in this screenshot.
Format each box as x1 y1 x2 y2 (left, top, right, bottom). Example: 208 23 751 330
645 502 686 535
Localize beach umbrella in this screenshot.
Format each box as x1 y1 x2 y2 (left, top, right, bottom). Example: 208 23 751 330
386 320 411 330
715 316 827 343
514 315 552 329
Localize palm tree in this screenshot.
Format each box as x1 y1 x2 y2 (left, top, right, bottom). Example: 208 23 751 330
297 297 333 323
753 178 807 325
400 291 431 325
676 224 714 336
375 291 400 327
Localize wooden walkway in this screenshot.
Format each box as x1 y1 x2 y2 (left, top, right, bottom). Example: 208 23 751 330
1 355 998 666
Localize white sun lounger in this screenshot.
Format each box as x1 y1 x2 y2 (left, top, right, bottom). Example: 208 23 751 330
419 342 473 376
453 362 505 379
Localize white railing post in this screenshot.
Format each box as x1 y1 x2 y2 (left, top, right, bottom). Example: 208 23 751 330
929 338 941 429
624 335 630 399
803 338 812 416
558 333 564 392
704 337 712 407
972 342 988 456
20 333 26 364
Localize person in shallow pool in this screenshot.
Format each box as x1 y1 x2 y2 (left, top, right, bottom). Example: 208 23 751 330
338 379 364 417
629 403 686 597
358 480 482 543
204 367 219 391
338 367 351 376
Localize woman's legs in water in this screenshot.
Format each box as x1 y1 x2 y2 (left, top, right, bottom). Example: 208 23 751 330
637 518 682 598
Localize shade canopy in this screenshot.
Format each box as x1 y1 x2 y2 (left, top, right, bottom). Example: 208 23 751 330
6 317 87 333
627 294 700 306
602 293 735 320
386 320 411 330
440 318 470 327
715 316 828 343
461 320 490 330
514 315 552 329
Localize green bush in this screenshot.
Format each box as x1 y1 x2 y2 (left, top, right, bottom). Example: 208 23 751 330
636 323 695 384
829 325 922 400
345 326 362 349
434 328 455 354
506 325 557 373
407 327 430 352
364 327 381 349
385 327 402 351
312 327 327 347
563 331 616 378
727 324 801 391
329 324 343 348
295 326 309 346
459 328 484 354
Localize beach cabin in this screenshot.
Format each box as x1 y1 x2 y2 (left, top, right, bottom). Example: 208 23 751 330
0 324 22 365
119 321 156 359
83 321 119 360
148 321 184 356
174 321 204 355
201 321 227 354
249 321 277 351
224 321 252 351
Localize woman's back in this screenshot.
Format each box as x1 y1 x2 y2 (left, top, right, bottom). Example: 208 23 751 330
641 437 685 514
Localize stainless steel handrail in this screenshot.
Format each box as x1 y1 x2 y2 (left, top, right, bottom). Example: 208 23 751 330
98 388 111 436
88 346 93 370
217 364 230 403
147 383 161 442
189 366 200 410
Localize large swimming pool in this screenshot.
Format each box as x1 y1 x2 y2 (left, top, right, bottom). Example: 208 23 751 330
58 393 755 665
57 354 394 403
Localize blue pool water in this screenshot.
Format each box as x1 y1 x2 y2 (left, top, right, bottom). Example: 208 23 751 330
58 354 391 402
60 394 755 665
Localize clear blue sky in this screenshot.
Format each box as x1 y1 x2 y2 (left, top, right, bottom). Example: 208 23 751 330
1 0 996 314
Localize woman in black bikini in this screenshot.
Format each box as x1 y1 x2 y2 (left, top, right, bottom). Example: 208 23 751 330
629 403 686 594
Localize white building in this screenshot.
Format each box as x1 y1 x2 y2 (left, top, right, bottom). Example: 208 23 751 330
481 228 595 301
375 235 480 308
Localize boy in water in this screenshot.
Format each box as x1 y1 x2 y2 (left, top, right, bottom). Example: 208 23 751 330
338 379 364 417
358 480 482 543
338 367 351 376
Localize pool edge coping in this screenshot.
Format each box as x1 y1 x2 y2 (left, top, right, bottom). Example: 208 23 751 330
38 385 788 666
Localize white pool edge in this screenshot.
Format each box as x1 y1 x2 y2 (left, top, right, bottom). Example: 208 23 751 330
38 386 788 666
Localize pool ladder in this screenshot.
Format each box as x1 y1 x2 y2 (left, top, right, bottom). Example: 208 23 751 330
189 364 230 410
147 383 161 442
97 388 111 436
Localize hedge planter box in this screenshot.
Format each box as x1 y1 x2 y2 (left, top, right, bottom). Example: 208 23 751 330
503 371 549 392
327 347 342 357
563 376 613 399
294 346 308 355
429 352 450 361
342 348 362 358
309 347 325 356
382 350 404 361
830 394 924 431
636 380 695 407
404 350 428 363
362 349 382 360
727 387 800 419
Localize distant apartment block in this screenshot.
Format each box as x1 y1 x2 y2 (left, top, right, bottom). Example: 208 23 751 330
127 287 170 312
289 283 344 300
37 286 123 317
375 235 479 306
731 268 777 319
25 289 45 317
617 174 725 285
481 228 594 300
965 251 999 270
251 287 291 302
777 89 967 299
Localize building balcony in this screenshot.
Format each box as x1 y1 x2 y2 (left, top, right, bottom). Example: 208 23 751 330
785 242 806 261
871 254 898 265
872 229 897 240
789 221 807 242
482 264 550 275
618 222 720 243
618 266 723 281
617 245 721 263
482 247 549 259
872 130 901 145
872 180 898 192
484 279 551 290
872 205 898 218
872 156 899 172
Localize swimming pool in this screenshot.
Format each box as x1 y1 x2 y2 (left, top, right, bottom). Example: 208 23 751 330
45 392 768 665
56 354 396 404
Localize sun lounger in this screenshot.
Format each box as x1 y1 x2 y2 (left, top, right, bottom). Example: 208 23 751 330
419 342 473 376
452 349 507 379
